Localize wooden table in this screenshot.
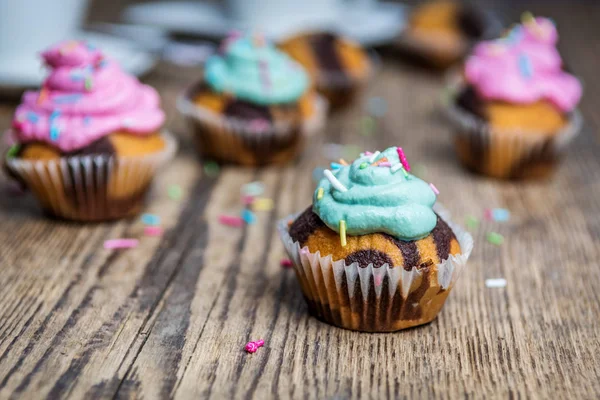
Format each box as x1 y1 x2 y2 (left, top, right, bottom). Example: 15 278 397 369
1 1 599 399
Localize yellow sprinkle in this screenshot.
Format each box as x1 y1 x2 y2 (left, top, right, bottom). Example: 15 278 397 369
317 188 324 200
338 158 349 166
339 220 347 247
252 198 274 211
521 11 535 24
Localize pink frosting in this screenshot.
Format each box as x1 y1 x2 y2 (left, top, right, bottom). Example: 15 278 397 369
11 40 165 152
464 17 582 112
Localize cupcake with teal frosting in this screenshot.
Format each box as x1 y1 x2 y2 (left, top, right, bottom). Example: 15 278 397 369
278 146 473 332
178 32 327 166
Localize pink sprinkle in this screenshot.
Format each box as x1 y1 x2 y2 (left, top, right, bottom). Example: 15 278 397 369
429 183 440 195
484 209 493 221
280 258 293 268
364 151 373 156
396 147 411 172
104 239 139 250
242 195 255 205
245 339 265 353
144 226 164 237
378 162 392 167
219 215 244 227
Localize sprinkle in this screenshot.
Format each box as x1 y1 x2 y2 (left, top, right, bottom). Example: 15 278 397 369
330 162 343 170
390 163 403 173
280 259 293 268
359 162 368 169
378 162 392 167
53 94 83 104
338 159 349 166
252 198 274 211
144 226 164 237
363 151 373 156
485 278 507 288
104 239 139 250
141 213 161 226
366 97 388 117
49 110 61 141
241 181 264 197
368 151 380 163
242 195 255 205
219 215 244 227
518 53 533 79
85 76 93 91
26 112 39 123
122 118 135 127
241 209 257 224
312 167 325 182
6 144 20 158
245 339 264 353
372 157 388 166
465 215 479 229
339 220 347 247
167 185 183 200
486 232 504 246
316 188 324 200
324 170 348 192
521 11 536 25
492 208 511 222
396 147 411 171
484 209 493 221
83 116 92 126
429 183 439 195
37 87 49 104
203 161 220 178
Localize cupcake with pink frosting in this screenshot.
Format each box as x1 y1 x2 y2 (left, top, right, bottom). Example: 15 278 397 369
4 40 176 221
445 14 583 179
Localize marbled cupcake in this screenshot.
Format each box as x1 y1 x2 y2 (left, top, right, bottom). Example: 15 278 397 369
278 32 372 108
278 146 473 332
447 15 583 179
399 0 494 68
178 33 327 166
4 40 176 221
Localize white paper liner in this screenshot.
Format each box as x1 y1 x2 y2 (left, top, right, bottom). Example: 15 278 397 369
177 88 327 165
5 130 177 221
277 203 473 332
443 74 583 179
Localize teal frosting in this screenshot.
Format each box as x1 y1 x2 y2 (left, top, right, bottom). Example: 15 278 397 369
313 147 438 241
204 35 309 105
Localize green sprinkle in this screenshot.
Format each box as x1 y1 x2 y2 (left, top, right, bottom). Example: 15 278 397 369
317 187 324 200
167 185 183 200
6 144 21 158
339 220 347 247
85 76 93 91
486 232 504 246
466 215 479 230
359 162 368 169
203 161 220 178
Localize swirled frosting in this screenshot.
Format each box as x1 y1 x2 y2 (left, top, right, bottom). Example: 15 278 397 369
205 34 309 105
11 40 164 152
313 147 438 241
464 16 582 112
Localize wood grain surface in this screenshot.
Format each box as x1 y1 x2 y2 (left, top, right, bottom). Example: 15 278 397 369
0 1 599 399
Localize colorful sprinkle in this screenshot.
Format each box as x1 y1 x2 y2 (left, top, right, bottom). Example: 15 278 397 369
104 239 139 250
484 209 493 221
359 162 368 169
83 116 92 126
377 162 392 167
85 76 93 91
141 213 161 226
26 112 39 123
49 110 61 141
396 147 411 171
368 151 380 163
203 161 220 178
338 159 349 166
37 87 49 104
6 144 20 158
390 163 403 173
245 339 264 353
280 259 293 268
324 170 348 192
242 195 255 205
167 185 183 200
465 215 479 229
339 220 347 247
363 151 373 156
486 232 504 246
429 183 439 195
485 278 507 288
330 162 343 170
518 53 533 79
252 198 274 211
241 181 264 197
241 209 257 224
316 188 324 200
372 157 388 166
492 208 511 222
53 94 83 104
144 226 164 237
219 215 244 227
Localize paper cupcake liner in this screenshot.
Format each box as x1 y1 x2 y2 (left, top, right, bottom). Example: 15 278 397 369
5 131 177 221
444 77 583 179
177 89 327 166
278 204 473 332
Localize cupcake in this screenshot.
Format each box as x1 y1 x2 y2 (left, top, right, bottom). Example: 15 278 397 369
398 1 494 68
278 147 473 332
177 33 327 166
278 32 372 108
4 41 176 221
446 15 583 179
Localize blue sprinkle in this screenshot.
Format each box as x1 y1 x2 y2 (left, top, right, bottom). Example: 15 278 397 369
49 110 61 141
141 213 161 226
518 54 533 79
241 209 256 224
86 42 96 51
26 112 39 123
70 71 84 81
53 94 83 104
83 116 91 126
330 162 343 170
492 208 511 222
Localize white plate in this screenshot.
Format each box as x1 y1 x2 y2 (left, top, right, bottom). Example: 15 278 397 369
0 31 158 90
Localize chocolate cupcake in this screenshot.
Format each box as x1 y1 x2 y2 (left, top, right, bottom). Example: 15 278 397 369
445 15 583 179
278 147 473 332
4 41 176 221
398 1 497 69
278 32 373 109
177 33 327 166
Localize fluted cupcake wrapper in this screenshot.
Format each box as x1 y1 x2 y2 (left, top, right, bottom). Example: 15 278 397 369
177 91 327 166
5 131 177 222
278 204 473 332
443 76 583 179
